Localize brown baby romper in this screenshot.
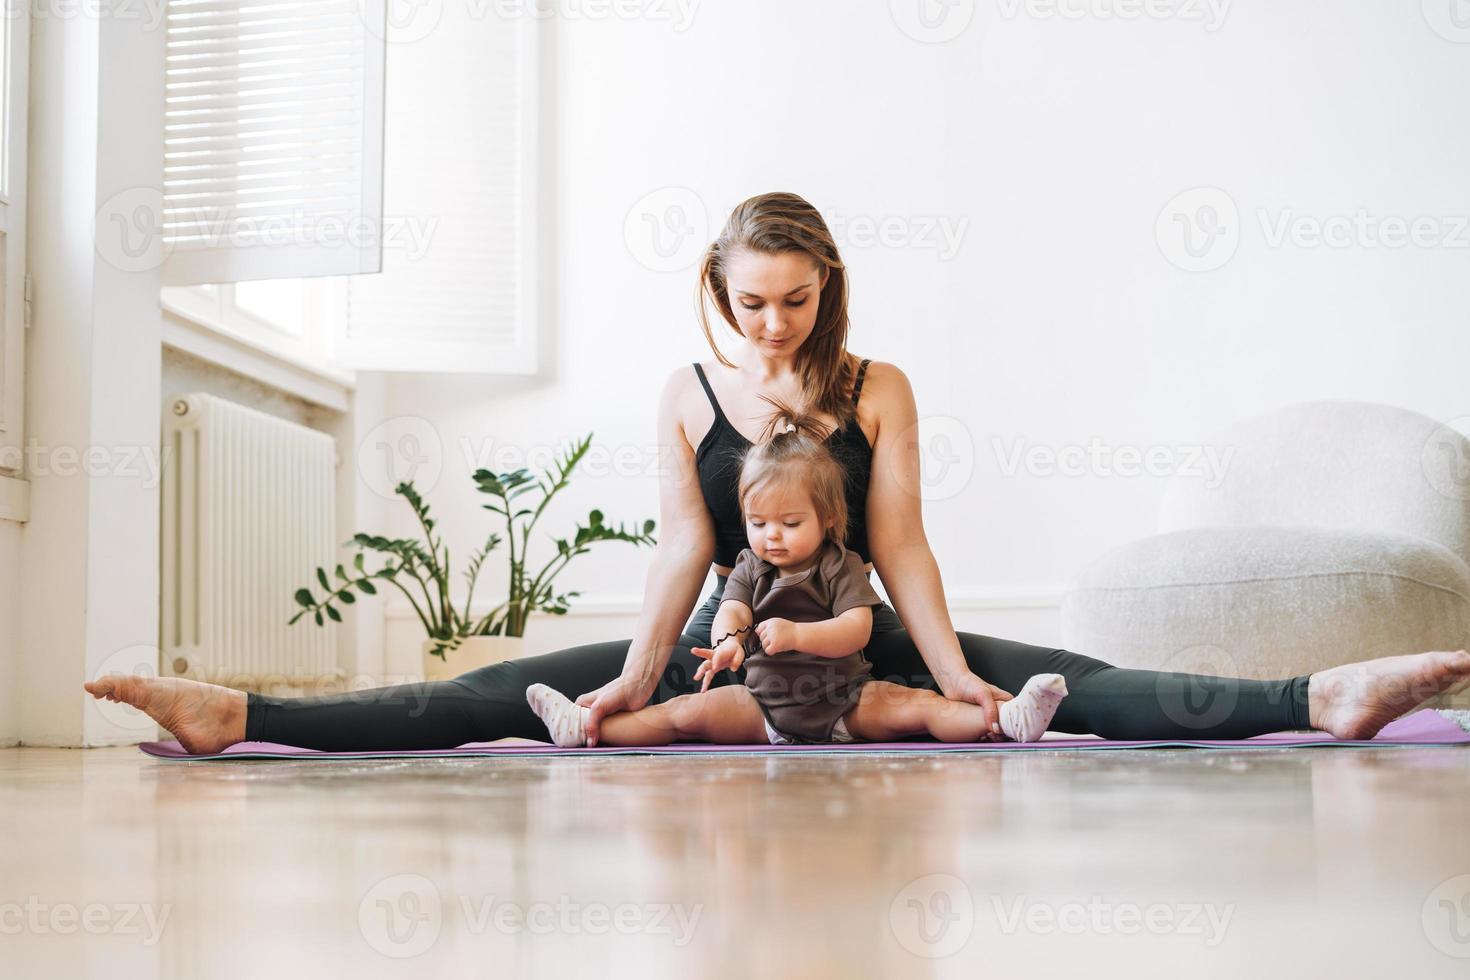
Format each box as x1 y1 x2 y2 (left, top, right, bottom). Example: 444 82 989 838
720 540 887 742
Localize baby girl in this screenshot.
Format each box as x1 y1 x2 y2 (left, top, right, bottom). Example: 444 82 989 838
526 407 1068 748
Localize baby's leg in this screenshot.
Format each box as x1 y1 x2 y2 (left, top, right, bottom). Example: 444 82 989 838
601 684 767 745
843 681 991 742
526 683 765 747
844 676 1068 743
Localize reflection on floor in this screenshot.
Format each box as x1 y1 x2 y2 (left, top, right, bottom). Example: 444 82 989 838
3 742 1469 977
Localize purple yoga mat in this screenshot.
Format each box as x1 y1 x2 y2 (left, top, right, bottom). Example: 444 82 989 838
137 708 1470 760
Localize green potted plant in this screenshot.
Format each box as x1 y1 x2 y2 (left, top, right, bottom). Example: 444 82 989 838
290 433 657 680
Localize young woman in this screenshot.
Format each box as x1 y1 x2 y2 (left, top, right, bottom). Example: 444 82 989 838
85 192 1470 753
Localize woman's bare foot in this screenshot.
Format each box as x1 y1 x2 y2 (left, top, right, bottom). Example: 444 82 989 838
1308 649 1470 740
83 676 246 754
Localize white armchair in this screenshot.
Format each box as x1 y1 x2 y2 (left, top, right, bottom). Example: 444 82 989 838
1060 401 1470 709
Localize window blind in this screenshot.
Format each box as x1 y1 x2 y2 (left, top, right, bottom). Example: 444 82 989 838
337 7 539 374
160 0 386 286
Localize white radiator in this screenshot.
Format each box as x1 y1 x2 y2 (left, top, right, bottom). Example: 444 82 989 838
161 393 342 689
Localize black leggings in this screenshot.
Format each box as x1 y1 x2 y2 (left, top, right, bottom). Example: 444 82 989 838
246 575 1312 751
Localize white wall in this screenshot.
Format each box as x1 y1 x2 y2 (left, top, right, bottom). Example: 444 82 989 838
0 523 19 744
377 2 1469 663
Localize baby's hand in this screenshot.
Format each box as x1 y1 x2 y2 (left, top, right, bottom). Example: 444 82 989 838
691 636 746 693
754 618 801 655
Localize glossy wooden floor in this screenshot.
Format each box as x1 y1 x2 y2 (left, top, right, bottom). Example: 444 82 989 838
3 738 1469 978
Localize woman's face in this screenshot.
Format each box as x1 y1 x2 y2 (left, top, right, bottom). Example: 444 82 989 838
724 249 828 358
744 485 830 569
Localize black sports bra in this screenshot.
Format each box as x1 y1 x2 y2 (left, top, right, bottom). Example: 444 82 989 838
692 358 874 570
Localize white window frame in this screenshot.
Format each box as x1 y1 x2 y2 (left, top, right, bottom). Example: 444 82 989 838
0 0 30 516
161 279 345 370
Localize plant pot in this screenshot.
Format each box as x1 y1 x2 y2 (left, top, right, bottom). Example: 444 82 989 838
421 635 526 682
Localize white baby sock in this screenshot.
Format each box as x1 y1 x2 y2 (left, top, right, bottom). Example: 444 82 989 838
526 683 591 748
998 673 1069 742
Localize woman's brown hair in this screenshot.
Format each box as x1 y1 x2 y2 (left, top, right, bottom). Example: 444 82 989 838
696 191 864 430
736 398 851 555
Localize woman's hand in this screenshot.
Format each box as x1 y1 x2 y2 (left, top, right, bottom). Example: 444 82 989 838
691 637 746 693
576 675 645 748
943 671 1015 738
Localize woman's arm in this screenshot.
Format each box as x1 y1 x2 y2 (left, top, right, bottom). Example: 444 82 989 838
585 369 716 737
862 362 1010 731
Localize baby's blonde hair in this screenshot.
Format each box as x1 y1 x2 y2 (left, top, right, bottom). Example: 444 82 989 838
736 394 850 553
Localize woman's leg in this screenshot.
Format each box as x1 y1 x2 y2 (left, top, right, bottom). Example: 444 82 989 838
861 605 1313 740
85 585 741 753
862 604 1470 739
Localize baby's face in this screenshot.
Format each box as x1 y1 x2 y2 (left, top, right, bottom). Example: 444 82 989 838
744 487 829 570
